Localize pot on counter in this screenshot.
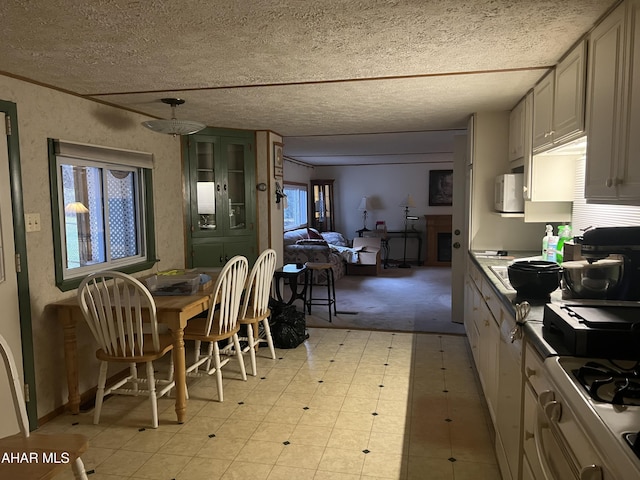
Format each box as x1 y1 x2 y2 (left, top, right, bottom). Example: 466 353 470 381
507 260 562 298
561 258 623 299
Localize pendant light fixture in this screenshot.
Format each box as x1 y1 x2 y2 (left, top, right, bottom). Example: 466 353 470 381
141 98 206 136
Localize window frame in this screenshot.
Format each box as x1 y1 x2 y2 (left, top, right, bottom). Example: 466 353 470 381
283 181 309 231
48 139 157 291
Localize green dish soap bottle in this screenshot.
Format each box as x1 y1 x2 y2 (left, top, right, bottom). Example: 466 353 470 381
556 225 572 264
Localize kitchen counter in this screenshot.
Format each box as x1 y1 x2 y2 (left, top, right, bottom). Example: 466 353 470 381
469 251 572 357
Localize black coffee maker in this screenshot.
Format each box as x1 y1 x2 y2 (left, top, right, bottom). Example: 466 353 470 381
579 226 640 300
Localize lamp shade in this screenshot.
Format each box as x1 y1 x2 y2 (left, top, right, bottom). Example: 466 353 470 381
399 194 416 208
357 196 373 211
65 201 89 214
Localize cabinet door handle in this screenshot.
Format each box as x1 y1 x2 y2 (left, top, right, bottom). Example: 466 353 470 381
525 367 536 378
224 184 227 191
219 255 224 263
453 242 461 249
606 178 613 188
217 184 221 192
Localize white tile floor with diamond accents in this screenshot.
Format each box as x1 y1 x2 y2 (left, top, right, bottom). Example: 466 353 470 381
44 328 500 480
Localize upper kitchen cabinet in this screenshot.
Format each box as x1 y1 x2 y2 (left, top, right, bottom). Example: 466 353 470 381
585 0 640 203
183 128 257 267
532 71 555 152
533 40 587 153
508 96 526 164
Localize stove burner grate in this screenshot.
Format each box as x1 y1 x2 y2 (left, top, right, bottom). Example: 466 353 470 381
573 361 640 406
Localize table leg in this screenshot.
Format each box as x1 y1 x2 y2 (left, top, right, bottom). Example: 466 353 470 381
170 327 187 423
60 308 81 415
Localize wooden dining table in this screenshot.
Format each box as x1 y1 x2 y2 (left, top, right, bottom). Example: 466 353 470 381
50 280 217 424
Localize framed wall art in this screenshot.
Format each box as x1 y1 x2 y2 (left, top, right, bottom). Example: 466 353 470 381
273 142 284 179
428 169 453 206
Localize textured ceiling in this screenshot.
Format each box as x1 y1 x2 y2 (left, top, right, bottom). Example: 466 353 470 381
0 0 618 164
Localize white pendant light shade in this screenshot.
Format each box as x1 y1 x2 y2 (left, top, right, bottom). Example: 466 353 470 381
142 98 206 136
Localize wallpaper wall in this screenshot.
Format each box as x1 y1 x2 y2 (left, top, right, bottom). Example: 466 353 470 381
0 75 184 419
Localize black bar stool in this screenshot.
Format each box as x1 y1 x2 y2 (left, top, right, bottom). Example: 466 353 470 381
304 262 337 322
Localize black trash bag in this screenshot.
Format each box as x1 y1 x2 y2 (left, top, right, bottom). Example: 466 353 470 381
269 299 308 349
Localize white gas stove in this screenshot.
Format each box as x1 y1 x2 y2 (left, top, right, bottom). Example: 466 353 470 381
543 355 640 480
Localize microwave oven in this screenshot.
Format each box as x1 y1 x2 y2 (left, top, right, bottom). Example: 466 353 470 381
495 173 524 213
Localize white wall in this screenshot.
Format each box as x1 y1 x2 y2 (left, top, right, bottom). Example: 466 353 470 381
313 163 454 237
1 75 184 419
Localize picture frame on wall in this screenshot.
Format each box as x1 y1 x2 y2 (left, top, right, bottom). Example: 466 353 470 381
273 142 284 178
429 169 453 206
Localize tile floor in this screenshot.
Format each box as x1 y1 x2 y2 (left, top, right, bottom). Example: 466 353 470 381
46 328 500 480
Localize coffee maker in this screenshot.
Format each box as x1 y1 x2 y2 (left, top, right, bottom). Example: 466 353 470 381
579 226 640 300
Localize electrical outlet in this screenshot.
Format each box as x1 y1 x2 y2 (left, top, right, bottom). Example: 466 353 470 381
25 213 41 232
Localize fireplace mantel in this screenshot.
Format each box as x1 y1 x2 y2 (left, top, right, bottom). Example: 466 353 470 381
424 215 452 266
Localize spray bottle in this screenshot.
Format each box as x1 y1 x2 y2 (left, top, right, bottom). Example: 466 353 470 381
542 224 553 259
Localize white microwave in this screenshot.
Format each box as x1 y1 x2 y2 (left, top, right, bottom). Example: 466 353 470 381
495 173 524 213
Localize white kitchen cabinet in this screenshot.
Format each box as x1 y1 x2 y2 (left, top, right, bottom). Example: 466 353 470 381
495 308 522 480
585 1 640 203
465 261 500 423
619 0 640 201
508 97 526 163
532 71 555 152
465 260 525 480
533 40 587 153
553 40 587 142
463 276 480 366
522 341 552 480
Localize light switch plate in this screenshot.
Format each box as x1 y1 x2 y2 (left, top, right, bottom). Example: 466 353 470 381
25 213 41 232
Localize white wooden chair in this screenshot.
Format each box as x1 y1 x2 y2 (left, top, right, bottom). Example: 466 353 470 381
77 271 175 429
0 334 89 479
237 249 277 376
184 255 249 402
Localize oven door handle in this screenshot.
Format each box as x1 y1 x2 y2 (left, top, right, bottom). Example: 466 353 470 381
579 465 602 480
534 392 603 480
534 402 563 480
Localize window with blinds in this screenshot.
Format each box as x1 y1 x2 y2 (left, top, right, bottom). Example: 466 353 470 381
572 158 640 234
49 139 156 290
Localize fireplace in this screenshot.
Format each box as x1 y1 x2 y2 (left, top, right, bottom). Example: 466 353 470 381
425 215 452 266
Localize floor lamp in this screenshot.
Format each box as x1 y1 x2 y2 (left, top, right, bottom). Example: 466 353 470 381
398 194 416 268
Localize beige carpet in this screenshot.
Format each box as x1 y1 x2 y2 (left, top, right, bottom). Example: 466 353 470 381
296 266 465 335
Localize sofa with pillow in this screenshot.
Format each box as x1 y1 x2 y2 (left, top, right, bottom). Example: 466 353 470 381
283 227 350 284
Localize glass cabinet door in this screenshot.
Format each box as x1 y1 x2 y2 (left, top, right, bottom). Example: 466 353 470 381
225 139 246 232
221 137 253 236
191 135 219 234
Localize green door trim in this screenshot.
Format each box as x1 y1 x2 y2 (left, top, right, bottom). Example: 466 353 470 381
1 100 38 430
